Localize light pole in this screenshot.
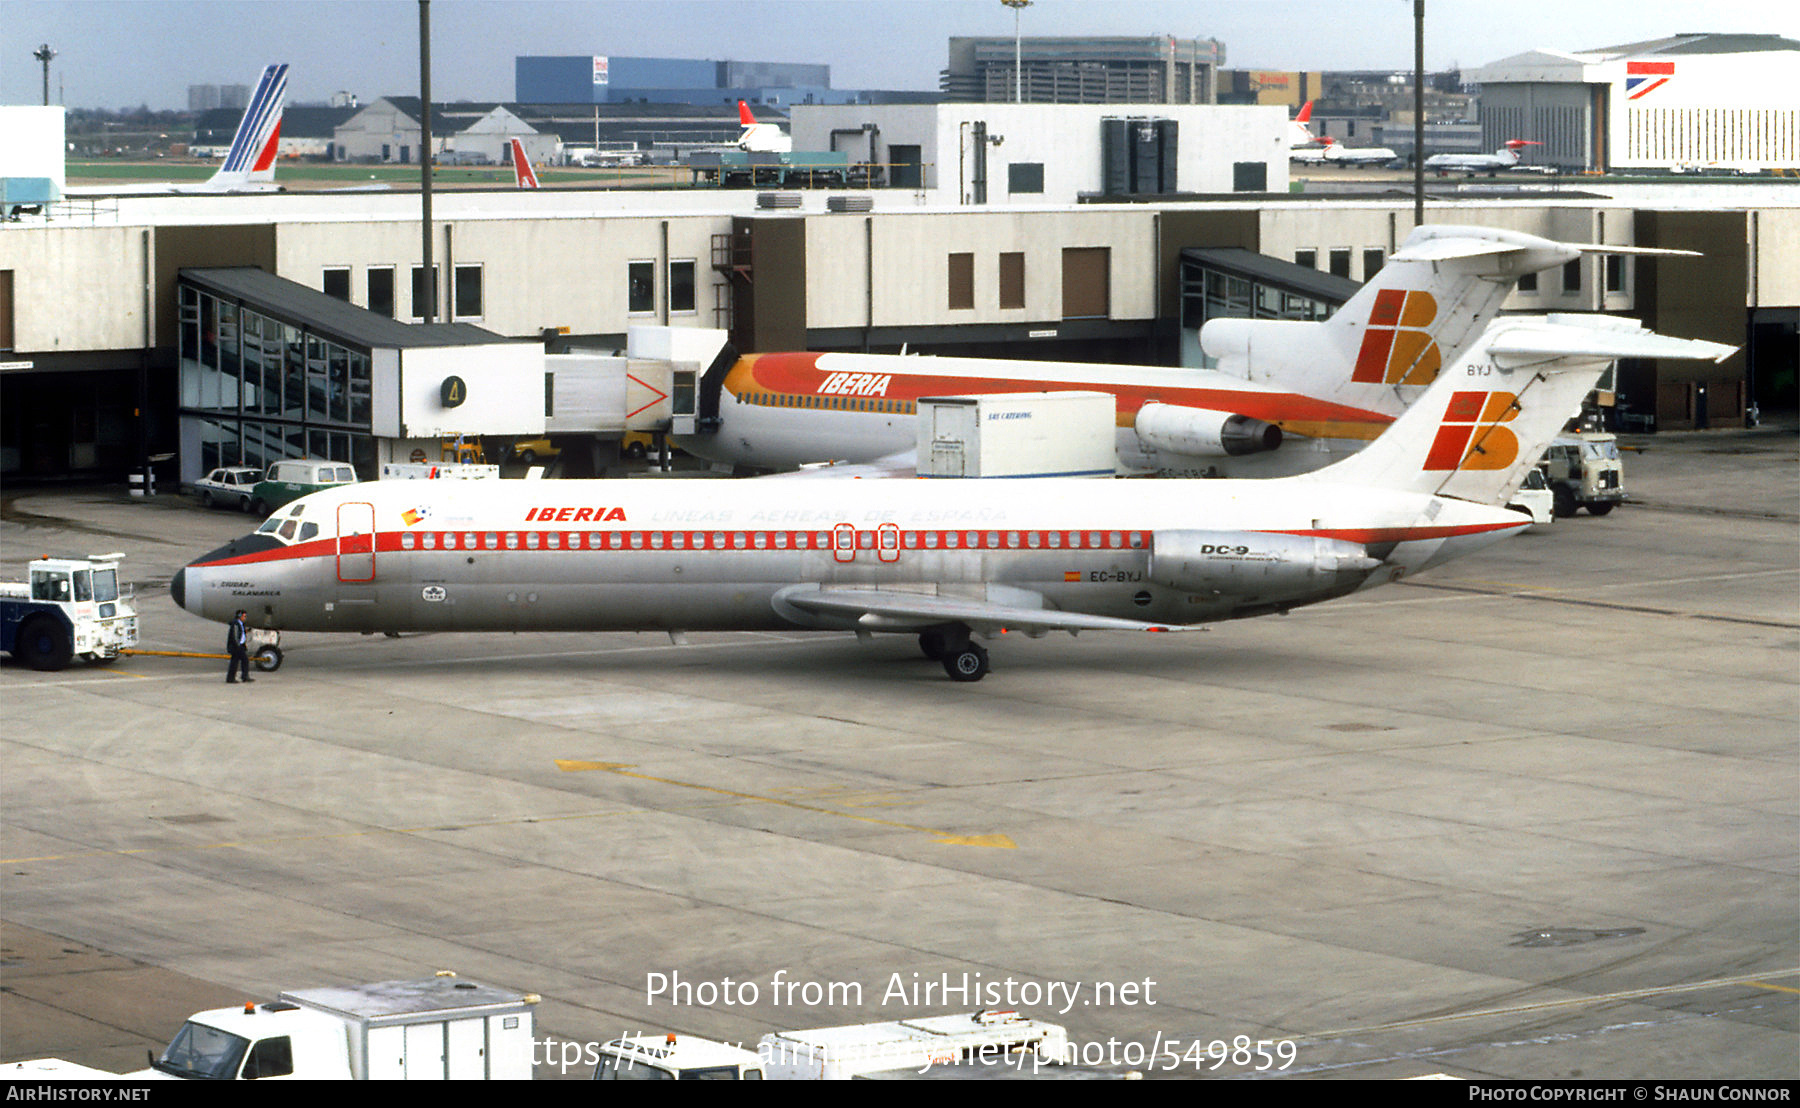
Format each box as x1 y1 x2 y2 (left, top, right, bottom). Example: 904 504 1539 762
1001 0 1031 103
33 43 56 106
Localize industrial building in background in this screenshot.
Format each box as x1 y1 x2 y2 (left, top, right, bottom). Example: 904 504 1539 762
514 55 930 109
1468 33 1800 172
941 36 1223 105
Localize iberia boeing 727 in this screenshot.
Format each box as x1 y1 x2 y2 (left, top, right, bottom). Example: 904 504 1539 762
669 226 1695 479
172 317 1731 680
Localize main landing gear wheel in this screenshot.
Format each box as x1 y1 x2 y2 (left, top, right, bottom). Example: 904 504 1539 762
942 642 990 682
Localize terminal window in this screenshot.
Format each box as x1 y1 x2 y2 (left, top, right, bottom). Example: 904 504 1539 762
454 265 483 320
628 261 655 314
669 260 696 314
368 267 395 318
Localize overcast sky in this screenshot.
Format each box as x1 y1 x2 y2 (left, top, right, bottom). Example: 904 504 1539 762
3 0 1791 110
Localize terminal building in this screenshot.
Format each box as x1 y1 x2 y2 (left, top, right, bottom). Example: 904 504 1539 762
4 178 1792 486
941 36 1224 105
1468 33 1800 172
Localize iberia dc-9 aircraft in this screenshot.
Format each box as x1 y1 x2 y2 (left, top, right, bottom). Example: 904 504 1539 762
172 318 1731 681
669 226 1695 478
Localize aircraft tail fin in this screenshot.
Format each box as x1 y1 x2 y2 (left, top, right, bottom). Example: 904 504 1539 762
1201 225 1701 418
1313 316 1735 505
1289 100 1318 147
738 100 757 127
510 138 540 189
204 64 287 191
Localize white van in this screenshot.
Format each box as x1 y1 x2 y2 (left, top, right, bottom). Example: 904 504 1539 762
251 459 359 515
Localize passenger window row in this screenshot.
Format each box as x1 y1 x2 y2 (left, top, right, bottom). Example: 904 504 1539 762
393 530 1150 552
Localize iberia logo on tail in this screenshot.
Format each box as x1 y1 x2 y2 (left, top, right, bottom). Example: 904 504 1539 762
1354 289 1441 385
1424 391 1520 471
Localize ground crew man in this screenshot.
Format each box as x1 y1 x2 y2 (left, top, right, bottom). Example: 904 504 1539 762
226 609 254 684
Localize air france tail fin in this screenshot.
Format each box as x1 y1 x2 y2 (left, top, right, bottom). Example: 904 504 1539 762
1313 315 1735 506
203 64 287 192
1200 225 1701 421
510 138 540 189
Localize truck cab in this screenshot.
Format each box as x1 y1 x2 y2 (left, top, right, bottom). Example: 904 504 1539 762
1 554 138 670
1543 432 1624 516
139 1003 354 1081
593 1035 765 1080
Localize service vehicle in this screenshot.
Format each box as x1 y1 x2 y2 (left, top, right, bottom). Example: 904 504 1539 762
1505 465 1555 525
193 465 263 511
1543 432 1625 516
249 458 358 515
593 1009 1079 1081
137 975 537 1080
1 553 139 671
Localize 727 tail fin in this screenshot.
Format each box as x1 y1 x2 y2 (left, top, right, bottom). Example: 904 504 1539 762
1313 315 1735 506
1201 225 1702 422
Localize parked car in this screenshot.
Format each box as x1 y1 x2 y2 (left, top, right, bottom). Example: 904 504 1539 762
511 438 561 465
249 459 359 515
193 466 263 511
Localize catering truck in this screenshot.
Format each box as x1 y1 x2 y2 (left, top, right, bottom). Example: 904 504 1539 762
1 553 139 671
593 1009 1092 1080
135 975 538 1080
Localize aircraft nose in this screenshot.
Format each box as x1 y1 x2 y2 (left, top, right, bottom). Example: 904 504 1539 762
171 565 186 611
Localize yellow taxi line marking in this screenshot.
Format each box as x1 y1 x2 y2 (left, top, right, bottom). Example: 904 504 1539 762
556 760 1015 848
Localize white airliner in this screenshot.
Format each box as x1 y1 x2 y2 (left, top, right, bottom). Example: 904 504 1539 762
171 318 1730 681
64 64 287 197
1288 101 1397 166
669 226 1697 478
736 101 792 153
1292 134 1400 166
509 138 540 189
1425 139 1544 177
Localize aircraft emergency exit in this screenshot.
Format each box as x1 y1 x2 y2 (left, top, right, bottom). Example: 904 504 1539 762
171 317 1731 681
668 226 1698 478
65 65 287 196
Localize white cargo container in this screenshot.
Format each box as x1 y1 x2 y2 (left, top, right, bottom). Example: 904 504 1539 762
916 392 1116 478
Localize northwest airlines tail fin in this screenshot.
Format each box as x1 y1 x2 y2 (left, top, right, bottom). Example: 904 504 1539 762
1201 225 1702 421
203 64 287 192
1314 315 1734 506
509 138 540 189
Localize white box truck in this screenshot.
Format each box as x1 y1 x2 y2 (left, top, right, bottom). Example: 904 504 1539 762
134 976 537 1080
917 393 1117 479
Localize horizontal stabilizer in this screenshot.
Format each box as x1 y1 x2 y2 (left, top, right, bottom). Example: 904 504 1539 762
1388 238 1525 263
1485 323 1736 369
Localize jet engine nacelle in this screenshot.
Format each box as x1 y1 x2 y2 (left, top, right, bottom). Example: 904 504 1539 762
1148 530 1380 599
1133 403 1283 458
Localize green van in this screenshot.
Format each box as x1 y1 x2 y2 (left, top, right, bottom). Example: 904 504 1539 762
249 459 360 515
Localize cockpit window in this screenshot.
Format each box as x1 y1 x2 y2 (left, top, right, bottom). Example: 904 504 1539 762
257 517 281 535
299 522 320 542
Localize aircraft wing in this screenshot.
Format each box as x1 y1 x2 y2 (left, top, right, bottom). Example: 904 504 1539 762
759 450 918 480
776 586 1194 637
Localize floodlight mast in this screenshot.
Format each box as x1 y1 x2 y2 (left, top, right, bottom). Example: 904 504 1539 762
1002 1 1031 103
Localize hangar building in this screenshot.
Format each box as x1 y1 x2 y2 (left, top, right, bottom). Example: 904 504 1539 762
1469 33 1800 172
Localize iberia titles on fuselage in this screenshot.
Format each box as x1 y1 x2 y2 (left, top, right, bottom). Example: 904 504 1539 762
685 350 1388 476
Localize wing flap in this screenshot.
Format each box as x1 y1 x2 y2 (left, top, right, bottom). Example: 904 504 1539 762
777 586 1191 636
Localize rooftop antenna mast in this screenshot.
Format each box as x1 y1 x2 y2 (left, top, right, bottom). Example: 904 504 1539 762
33 43 56 105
